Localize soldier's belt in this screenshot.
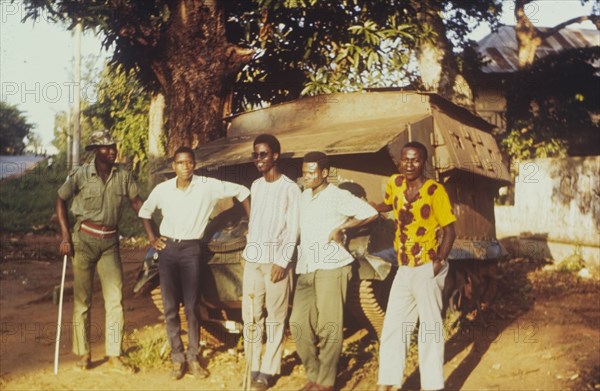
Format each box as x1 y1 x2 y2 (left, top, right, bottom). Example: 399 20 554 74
80 221 117 239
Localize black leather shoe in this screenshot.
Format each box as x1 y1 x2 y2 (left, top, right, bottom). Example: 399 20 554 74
170 362 187 380
187 360 209 379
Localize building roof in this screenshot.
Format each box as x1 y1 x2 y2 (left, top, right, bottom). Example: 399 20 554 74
477 25 599 73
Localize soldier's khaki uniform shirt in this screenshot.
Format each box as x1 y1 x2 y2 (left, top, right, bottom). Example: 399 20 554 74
57 163 139 230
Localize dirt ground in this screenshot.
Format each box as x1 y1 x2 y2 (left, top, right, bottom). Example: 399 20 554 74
1 233 598 391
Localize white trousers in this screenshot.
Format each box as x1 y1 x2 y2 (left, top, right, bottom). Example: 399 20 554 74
242 262 291 376
378 262 449 390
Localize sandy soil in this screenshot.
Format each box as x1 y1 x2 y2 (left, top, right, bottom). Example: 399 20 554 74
1 233 598 390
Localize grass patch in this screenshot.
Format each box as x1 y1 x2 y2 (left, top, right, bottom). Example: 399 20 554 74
124 324 170 369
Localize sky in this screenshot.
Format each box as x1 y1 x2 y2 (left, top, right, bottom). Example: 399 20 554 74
0 0 597 153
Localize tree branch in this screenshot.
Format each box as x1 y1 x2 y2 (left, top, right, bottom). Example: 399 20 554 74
225 45 255 74
541 15 600 38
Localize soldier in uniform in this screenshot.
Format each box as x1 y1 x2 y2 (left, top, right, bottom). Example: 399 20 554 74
56 130 143 373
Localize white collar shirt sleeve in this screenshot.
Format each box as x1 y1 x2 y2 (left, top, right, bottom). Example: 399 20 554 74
138 176 250 240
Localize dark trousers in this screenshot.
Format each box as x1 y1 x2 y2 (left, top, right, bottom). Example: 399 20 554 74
158 240 202 363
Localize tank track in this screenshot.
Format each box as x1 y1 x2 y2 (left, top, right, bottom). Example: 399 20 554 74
347 278 388 337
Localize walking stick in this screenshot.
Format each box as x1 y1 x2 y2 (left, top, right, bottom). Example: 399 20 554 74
243 293 255 391
54 254 68 375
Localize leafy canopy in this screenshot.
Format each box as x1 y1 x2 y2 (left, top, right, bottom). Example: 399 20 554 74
229 0 502 109
24 0 502 112
0 101 34 155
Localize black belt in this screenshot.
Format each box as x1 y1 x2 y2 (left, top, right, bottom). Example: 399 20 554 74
164 237 200 243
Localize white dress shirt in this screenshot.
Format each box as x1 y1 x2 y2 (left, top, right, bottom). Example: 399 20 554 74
138 175 250 240
296 184 377 274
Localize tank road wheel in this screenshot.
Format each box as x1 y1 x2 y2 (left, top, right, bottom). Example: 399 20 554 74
150 286 226 348
347 278 389 338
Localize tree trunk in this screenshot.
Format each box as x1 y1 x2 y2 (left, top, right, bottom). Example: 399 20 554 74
515 0 541 69
148 92 166 187
150 0 253 155
413 1 473 109
148 92 166 158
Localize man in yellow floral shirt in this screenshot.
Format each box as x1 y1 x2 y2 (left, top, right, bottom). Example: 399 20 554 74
376 141 456 391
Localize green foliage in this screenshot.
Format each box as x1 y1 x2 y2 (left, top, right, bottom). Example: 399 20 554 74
0 160 63 232
86 64 151 172
0 156 147 236
504 47 600 159
231 1 415 106
23 0 503 147
23 0 502 108
229 0 503 108
501 129 568 161
0 101 34 155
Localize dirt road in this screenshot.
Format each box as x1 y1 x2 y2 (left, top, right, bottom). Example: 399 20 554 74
1 233 598 390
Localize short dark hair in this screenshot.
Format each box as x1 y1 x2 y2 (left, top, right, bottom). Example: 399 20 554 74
402 141 428 161
253 134 281 154
303 151 330 170
173 146 195 161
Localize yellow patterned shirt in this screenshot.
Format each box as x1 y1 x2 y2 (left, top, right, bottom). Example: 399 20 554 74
384 175 456 267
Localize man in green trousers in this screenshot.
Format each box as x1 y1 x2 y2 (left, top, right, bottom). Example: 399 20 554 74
291 152 377 391
56 130 143 373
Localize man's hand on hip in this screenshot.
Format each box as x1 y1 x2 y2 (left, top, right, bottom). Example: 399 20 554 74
271 264 287 283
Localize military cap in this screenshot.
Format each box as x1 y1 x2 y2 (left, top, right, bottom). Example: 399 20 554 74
85 130 117 151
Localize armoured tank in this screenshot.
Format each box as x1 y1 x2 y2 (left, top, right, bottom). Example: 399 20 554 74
134 90 511 343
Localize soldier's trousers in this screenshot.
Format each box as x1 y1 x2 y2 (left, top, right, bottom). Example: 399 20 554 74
72 230 124 357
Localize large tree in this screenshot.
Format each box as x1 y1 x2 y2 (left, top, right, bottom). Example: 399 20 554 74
0 101 34 155
26 0 254 154
25 0 501 154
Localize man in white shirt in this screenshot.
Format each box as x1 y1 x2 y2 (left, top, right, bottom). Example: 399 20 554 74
241 134 301 391
138 146 250 381
291 152 378 391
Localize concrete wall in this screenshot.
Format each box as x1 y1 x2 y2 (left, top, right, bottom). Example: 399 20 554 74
495 156 600 266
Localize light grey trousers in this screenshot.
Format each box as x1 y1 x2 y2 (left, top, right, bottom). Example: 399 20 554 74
242 262 292 376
